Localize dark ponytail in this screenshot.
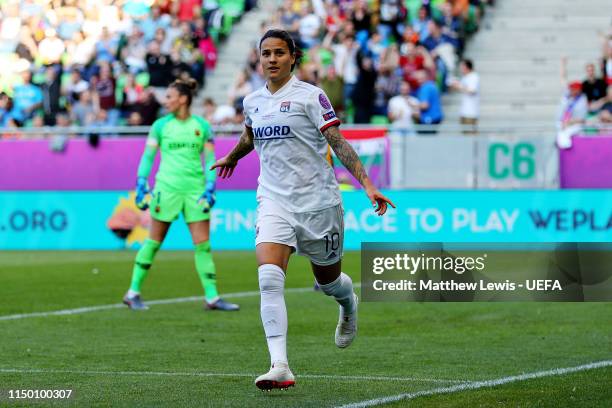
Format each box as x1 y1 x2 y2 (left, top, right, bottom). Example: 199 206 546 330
169 78 198 106
259 29 303 71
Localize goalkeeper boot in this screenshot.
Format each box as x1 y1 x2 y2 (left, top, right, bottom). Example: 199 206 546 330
255 362 295 391
205 297 240 311
335 293 358 348
123 292 149 311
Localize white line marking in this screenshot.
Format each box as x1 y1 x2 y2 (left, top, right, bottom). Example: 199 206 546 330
0 368 465 384
337 360 612 408
0 287 311 321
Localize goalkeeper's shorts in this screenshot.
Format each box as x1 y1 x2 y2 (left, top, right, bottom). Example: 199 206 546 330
150 190 211 223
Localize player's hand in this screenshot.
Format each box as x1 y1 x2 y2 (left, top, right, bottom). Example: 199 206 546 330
135 177 150 211
210 155 237 179
198 181 216 213
365 184 396 216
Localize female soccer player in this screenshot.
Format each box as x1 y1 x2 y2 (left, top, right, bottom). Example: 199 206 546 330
123 78 239 312
212 29 395 390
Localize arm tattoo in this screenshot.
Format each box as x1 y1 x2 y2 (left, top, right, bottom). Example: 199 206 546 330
323 125 368 186
228 127 254 162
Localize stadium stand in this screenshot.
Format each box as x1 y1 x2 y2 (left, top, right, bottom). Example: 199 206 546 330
1 0 610 134
0 0 252 131
219 0 490 126
444 0 610 127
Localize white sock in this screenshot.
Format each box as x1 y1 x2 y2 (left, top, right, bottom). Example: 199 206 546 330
317 272 356 315
258 264 288 365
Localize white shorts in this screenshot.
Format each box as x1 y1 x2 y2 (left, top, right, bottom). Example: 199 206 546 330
255 198 344 266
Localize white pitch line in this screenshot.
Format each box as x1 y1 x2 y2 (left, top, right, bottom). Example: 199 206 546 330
0 368 466 384
337 360 612 408
0 287 311 321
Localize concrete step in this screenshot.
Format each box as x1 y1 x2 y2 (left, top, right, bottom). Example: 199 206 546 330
469 29 600 43
481 16 610 30
443 94 561 106
470 39 601 52
493 1 611 13
442 102 559 115
478 75 581 91
201 6 270 106
471 58 597 75
443 111 557 123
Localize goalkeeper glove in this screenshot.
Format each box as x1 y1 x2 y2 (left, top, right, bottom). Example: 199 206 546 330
198 181 216 213
135 177 150 210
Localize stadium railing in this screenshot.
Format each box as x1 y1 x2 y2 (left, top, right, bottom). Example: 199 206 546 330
1 123 611 137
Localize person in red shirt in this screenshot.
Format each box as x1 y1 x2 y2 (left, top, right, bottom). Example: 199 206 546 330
399 43 435 89
176 0 202 22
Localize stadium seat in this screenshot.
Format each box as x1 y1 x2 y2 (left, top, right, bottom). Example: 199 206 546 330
219 0 245 19
370 115 390 125
135 72 150 87
405 0 422 21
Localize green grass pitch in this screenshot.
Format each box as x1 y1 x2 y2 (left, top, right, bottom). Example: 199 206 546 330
0 251 611 407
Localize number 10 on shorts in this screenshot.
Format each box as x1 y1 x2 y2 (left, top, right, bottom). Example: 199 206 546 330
324 233 340 253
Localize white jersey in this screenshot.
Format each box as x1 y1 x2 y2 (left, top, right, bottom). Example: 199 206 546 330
243 75 342 213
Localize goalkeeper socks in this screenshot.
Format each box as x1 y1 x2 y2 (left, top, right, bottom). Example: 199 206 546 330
318 272 356 315
194 241 219 303
258 264 288 365
129 239 161 293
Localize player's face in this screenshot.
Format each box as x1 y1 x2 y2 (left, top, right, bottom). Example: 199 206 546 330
165 87 185 113
260 38 295 83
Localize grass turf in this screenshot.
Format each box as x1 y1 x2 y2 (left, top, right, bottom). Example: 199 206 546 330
0 251 610 407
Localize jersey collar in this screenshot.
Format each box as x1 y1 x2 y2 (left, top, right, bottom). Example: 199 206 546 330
263 75 296 97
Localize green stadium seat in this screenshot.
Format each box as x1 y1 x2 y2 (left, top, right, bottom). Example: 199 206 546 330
370 115 389 125
405 0 422 21
219 0 245 19
465 5 479 34
60 72 71 89
318 48 334 68
221 14 234 38
115 74 127 104
135 72 150 87
431 0 445 9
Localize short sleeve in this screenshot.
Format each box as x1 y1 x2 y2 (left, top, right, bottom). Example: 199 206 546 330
243 97 253 128
305 89 340 133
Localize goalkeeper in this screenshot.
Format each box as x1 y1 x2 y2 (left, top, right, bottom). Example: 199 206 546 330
123 78 239 312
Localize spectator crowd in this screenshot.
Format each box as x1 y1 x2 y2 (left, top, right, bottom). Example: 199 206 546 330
221 0 489 130
0 0 256 131
556 29 612 147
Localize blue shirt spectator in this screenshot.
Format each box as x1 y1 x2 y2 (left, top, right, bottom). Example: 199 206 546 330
412 6 430 40
11 71 43 124
421 20 458 52
95 27 119 63
415 71 443 124
0 93 16 127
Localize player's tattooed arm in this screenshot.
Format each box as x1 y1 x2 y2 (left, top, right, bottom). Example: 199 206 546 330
323 125 396 216
227 126 254 162
323 125 368 185
211 126 254 178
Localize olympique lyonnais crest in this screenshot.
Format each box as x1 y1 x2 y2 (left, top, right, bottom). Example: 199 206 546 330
280 101 291 112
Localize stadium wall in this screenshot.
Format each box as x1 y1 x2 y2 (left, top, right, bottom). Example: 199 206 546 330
0 191 610 250
560 135 612 188
0 130 388 191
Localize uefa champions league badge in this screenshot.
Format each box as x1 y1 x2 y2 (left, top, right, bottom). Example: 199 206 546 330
319 93 332 110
